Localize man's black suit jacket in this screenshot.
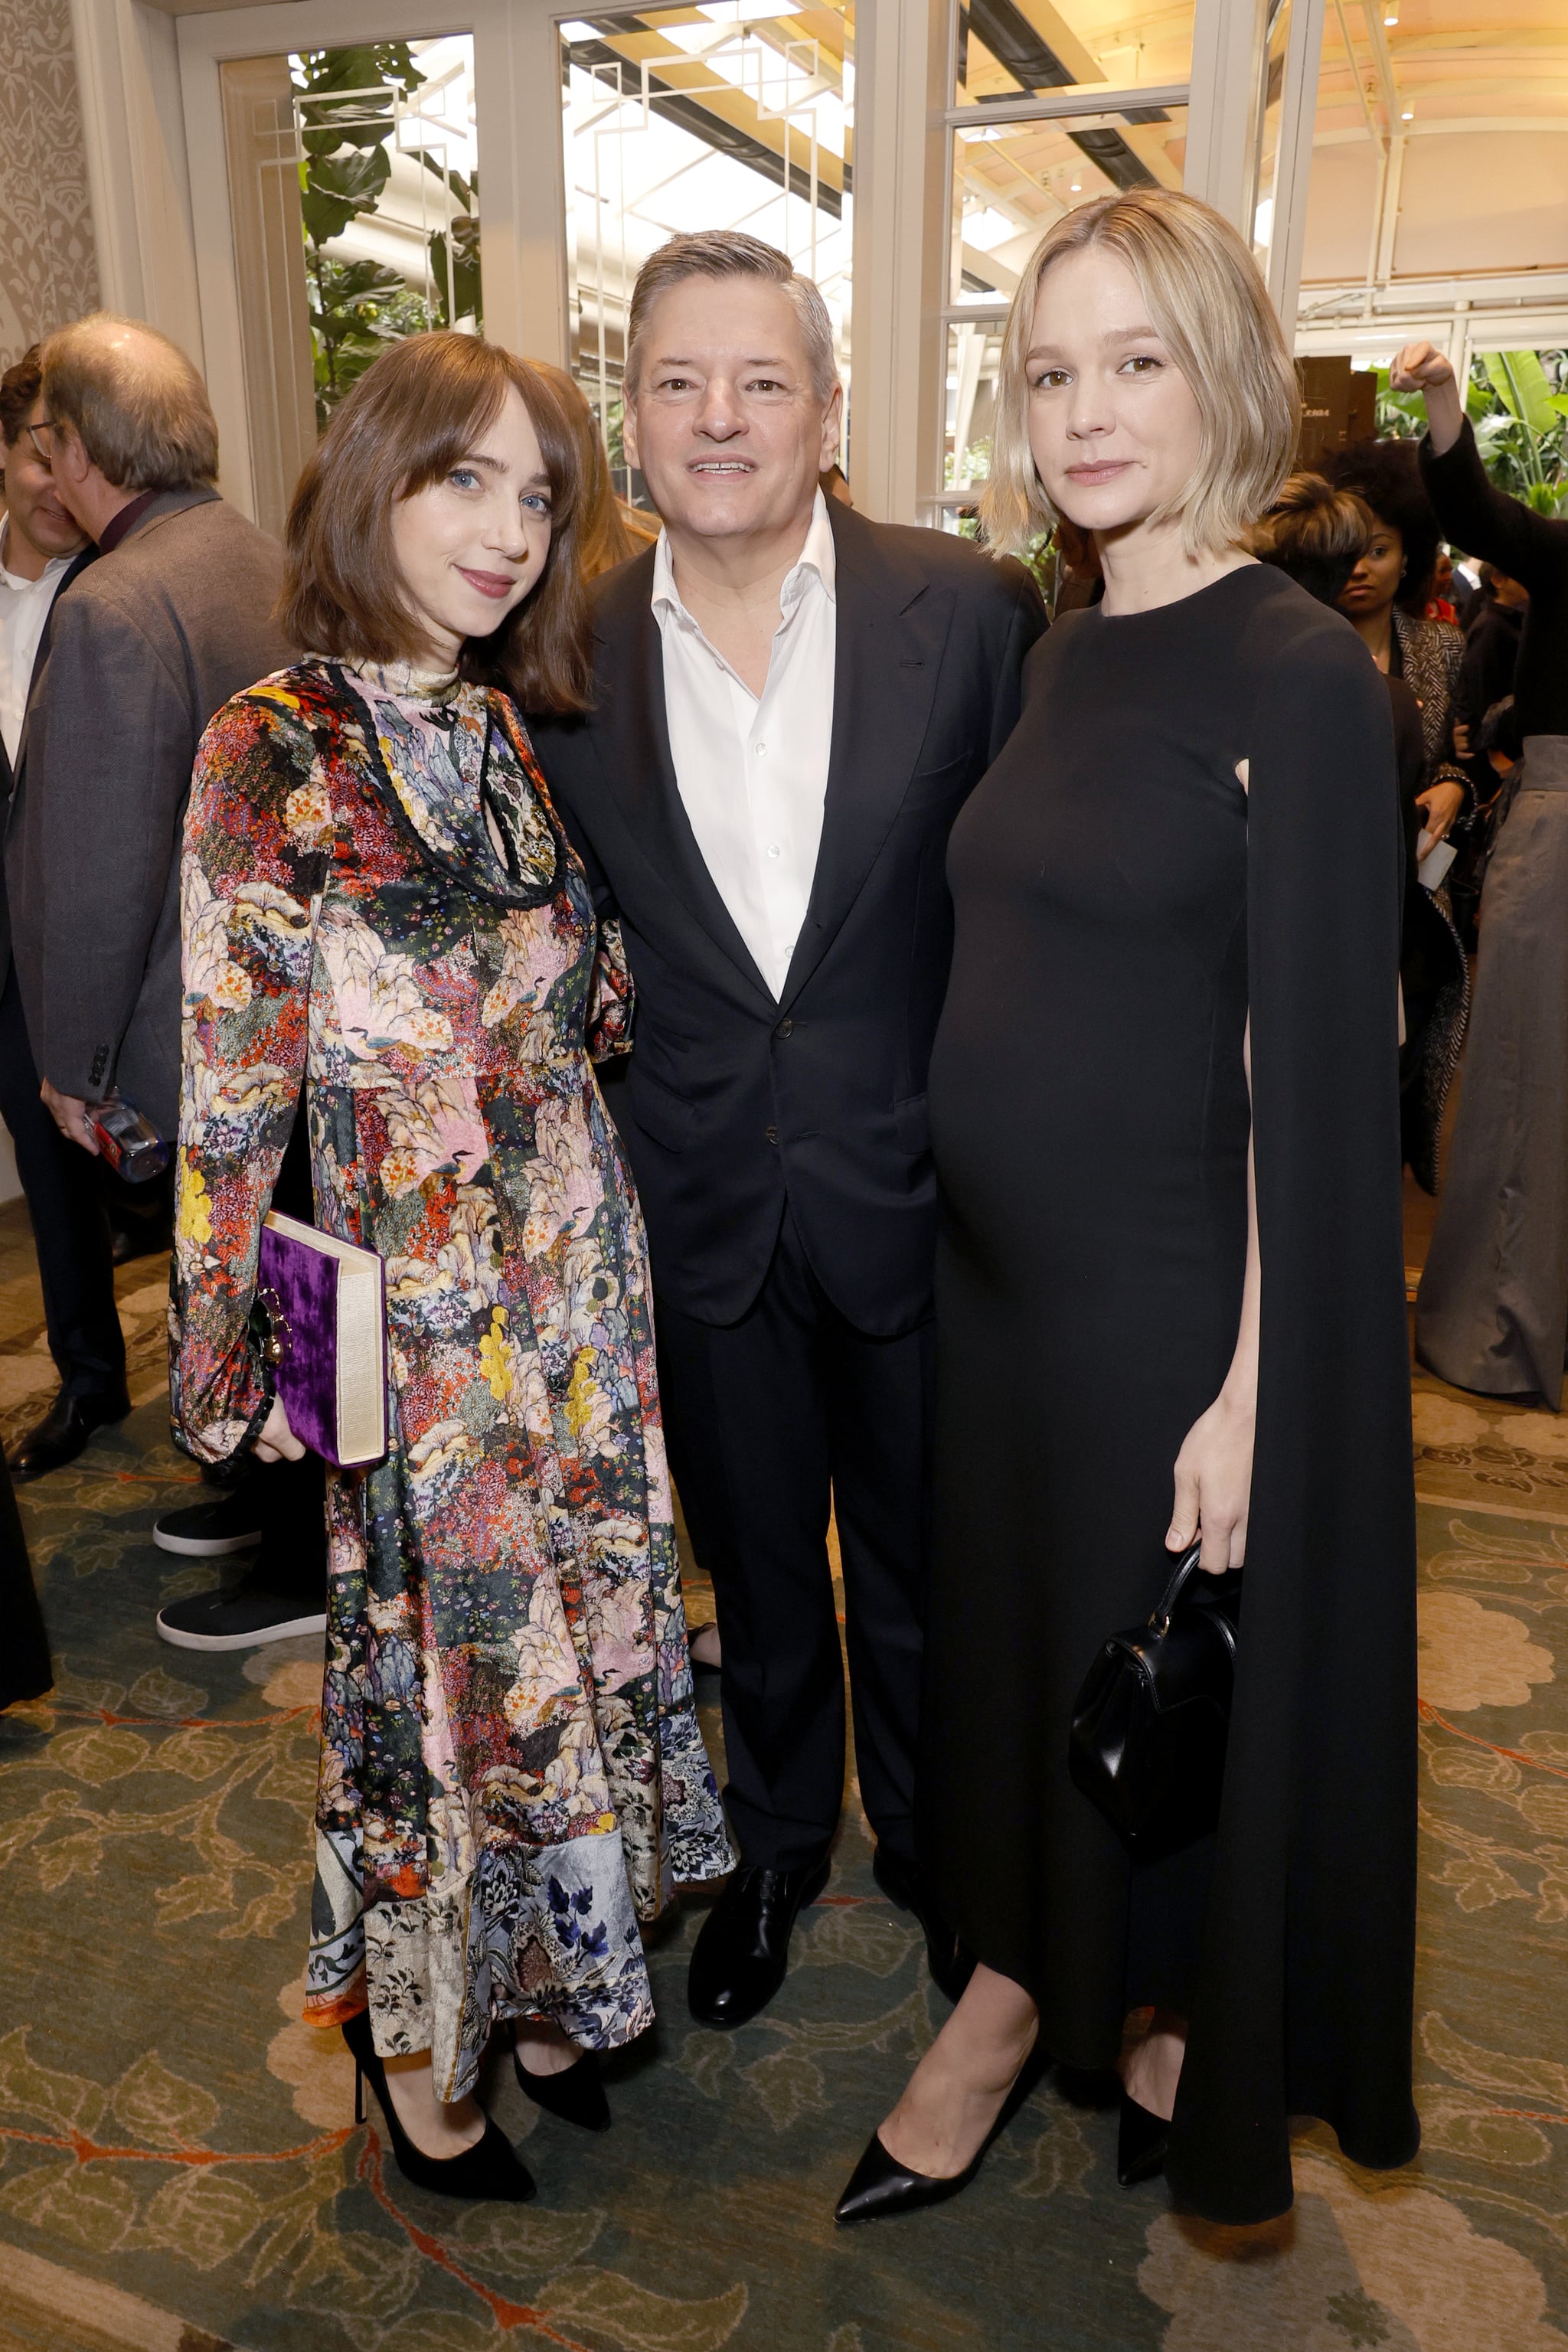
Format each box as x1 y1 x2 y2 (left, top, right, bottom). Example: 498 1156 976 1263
0 544 97 985
529 499 1047 1336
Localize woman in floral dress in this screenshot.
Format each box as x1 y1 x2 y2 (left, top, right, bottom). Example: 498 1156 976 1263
171 333 731 2200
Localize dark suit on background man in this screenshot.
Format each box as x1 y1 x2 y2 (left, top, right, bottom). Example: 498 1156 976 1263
8 487 289 1142
0 543 130 1429
533 497 1044 1914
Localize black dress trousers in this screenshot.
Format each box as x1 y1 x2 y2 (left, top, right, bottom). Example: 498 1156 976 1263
0 1448 50 1707
0 964 126 1400
655 1209 934 1872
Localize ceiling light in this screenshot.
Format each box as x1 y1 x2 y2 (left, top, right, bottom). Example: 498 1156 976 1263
1383 8 1398 22
1070 178 1082 192
1401 106 1414 119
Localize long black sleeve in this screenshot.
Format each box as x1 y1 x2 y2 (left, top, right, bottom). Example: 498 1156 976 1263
1420 420 1568 737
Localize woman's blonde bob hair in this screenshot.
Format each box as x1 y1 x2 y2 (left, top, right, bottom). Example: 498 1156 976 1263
980 187 1300 561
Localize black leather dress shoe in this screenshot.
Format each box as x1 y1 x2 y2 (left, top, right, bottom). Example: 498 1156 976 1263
835 2128 985 2226
1116 2089 1170 2186
872 1847 975 2005
688 1856 831 2028
8 1387 132 1482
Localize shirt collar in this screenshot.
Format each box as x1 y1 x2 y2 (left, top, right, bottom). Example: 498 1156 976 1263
0 516 76 595
97 488 162 554
652 486 838 626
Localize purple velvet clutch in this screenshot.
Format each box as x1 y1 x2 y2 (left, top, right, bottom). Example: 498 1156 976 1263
256 1211 387 1468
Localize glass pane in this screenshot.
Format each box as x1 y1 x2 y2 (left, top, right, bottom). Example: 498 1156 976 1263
560 2 854 505
1250 0 1292 281
292 39 481 418
954 0 1194 109
943 317 1005 503
220 38 481 536
950 103 1189 308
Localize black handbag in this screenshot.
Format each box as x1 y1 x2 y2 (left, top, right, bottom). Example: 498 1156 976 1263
1068 1548 1242 1860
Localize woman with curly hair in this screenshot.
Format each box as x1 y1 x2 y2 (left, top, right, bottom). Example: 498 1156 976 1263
1325 436 1472 1184
1253 471 1469 1191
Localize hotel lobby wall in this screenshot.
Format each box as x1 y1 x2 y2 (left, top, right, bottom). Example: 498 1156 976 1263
0 0 99 367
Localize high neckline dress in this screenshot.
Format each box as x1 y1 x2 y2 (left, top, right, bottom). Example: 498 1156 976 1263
918 565 1419 2223
172 657 733 2101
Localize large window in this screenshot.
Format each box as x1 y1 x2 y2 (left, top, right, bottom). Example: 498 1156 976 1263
558 2 854 503
939 0 1195 522
218 34 480 534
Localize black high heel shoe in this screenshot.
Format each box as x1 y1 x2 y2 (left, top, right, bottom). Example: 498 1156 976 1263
513 2042 611 2132
342 2010 536 2202
834 2046 1046 2226
1116 2087 1170 2186
835 2130 985 2226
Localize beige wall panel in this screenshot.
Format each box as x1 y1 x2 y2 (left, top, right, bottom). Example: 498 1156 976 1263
1394 134 1568 279
1299 140 1380 286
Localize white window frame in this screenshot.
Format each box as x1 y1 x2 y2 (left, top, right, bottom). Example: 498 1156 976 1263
69 0 1326 531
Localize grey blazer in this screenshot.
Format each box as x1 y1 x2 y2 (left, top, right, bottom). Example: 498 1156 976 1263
5 488 291 1138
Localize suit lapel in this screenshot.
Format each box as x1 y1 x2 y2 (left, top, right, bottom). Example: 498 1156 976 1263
10 544 98 790
592 559 774 1004
777 503 947 1011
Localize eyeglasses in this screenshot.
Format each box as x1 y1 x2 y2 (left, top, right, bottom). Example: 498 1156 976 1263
23 421 54 462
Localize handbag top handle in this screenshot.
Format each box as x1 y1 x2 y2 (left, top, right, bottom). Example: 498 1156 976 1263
1149 1545 1205 1637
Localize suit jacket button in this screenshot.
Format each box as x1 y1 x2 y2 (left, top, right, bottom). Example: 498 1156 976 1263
765 1124 779 1145
774 1018 793 1039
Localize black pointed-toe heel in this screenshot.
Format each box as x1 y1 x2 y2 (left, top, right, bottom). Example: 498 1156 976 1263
342 2010 537 2202
835 2129 984 2226
835 2044 1048 2227
513 2044 611 2132
1116 2089 1170 2187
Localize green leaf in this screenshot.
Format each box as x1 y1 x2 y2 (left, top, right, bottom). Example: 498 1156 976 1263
309 146 390 206
1501 348 1560 436
322 257 407 302
1481 351 1521 418
428 218 483 328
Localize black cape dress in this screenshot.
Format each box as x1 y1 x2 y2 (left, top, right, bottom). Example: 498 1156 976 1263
919 563 1419 2225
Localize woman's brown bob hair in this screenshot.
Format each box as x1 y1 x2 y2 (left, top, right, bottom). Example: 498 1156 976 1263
280 333 592 714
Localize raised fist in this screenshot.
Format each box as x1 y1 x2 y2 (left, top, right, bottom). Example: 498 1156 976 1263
1390 341 1455 394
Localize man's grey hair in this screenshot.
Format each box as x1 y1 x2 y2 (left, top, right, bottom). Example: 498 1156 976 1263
623 232 839 406
40 312 218 493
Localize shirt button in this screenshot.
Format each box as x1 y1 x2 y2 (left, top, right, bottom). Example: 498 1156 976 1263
766 842 781 860
765 1124 779 1145
756 743 767 757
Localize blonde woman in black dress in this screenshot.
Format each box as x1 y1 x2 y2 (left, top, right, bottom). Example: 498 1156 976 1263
836 189 1419 2230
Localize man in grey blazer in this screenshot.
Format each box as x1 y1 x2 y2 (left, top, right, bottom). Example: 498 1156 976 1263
17 315 290 1157
12 314 324 1649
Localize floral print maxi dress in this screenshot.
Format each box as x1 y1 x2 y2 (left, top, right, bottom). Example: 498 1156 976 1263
171 657 732 2101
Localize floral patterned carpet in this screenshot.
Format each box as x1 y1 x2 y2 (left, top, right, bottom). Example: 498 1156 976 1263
1 1204 1567 2350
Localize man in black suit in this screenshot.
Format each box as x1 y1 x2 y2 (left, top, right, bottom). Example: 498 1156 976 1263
531 232 1045 2027
0 346 126 1481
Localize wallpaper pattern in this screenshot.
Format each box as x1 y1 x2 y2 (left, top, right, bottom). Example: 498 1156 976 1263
0 0 99 370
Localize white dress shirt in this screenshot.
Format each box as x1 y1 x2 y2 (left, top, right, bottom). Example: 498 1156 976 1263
652 490 837 998
0 518 74 768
